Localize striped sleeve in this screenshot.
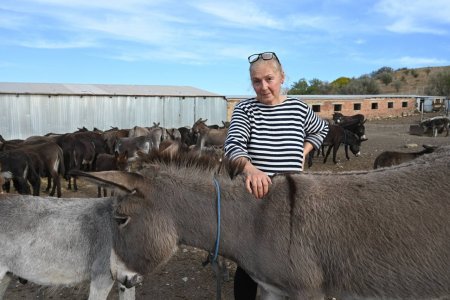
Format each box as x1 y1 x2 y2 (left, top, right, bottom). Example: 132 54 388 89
304 106 329 150
224 102 251 161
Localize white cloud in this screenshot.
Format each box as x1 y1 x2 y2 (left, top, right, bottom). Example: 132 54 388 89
18 37 98 49
396 56 448 66
375 0 450 34
190 1 284 30
6 0 165 13
369 55 448 68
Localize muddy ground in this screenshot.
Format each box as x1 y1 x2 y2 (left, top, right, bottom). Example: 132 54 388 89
4 112 450 300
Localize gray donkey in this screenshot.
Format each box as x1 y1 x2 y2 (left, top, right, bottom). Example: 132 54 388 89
0 195 143 300
74 146 450 300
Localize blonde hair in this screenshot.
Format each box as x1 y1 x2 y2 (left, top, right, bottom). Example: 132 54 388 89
249 57 284 74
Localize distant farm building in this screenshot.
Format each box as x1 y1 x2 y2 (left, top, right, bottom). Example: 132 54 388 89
0 82 228 140
226 95 421 121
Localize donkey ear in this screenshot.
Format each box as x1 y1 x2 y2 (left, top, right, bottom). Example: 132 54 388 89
70 170 145 195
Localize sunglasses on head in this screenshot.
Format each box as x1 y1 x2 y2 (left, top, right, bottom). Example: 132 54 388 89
248 52 280 64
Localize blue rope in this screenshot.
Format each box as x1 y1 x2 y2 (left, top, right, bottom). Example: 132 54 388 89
212 177 221 262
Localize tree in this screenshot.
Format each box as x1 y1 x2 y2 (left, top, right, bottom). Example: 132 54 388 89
288 78 309 94
378 72 393 86
371 66 394 78
288 78 332 95
339 75 380 95
331 77 351 89
425 71 450 96
393 80 402 92
308 78 332 95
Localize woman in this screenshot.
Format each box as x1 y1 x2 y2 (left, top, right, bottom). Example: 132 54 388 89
224 51 329 299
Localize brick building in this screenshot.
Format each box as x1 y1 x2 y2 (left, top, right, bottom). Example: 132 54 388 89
226 95 418 121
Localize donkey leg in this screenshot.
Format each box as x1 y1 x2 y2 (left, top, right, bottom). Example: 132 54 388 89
55 175 62 198
323 146 333 164
28 174 41 196
88 274 114 300
259 288 286 300
344 145 350 160
333 146 339 164
13 178 31 195
118 285 135 300
0 270 12 300
67 176 72 190
45 175 52 192
48 173 62 197
2 181 10 193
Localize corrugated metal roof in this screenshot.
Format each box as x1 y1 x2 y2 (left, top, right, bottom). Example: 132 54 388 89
0 82 222 97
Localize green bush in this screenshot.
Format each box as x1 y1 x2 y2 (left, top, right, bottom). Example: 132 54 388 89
425 71 450 96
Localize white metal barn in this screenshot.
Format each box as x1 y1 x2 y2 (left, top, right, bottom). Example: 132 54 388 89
0 82 228 140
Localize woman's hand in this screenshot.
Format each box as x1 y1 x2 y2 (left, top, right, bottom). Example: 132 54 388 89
242 161 272 199
303 142 315 170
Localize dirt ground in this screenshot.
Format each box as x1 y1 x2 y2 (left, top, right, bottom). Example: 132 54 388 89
4 112 450 300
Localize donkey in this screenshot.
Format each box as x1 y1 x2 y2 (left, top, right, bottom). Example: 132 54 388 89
310 124 362 166
338 119 367 141
73 146 450 300
191 118 228 150
95 151 129 197
114 135 153 161
332 112 365 125
129 125 165 151
55 131 107 192
0 194 143 300
420 116 450 137
1 138 64 197
102 127 130 154
373 144 438 169
0 150 41 195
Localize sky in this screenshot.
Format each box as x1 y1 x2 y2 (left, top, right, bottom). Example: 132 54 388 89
0 0 449 96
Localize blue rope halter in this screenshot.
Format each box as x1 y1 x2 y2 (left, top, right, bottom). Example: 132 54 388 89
202 177 224 300
212 177 221 262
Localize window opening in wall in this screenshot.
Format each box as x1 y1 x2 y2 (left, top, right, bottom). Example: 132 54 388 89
371 102 378 109
388 102 394 108
312 105 321 112
334 104 342 111
402 101 408 108
353 103 361 110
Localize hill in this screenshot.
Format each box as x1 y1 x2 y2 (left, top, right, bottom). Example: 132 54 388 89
375 65 450 95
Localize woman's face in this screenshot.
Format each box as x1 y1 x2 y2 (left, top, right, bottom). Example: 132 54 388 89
250 60 285 105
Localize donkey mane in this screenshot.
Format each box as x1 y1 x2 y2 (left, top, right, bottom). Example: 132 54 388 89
137 148 246 179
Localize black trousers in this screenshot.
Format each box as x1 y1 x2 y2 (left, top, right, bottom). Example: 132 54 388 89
234 266 258 300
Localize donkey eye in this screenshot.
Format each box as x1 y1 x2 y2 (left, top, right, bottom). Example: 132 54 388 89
114 214 130 228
